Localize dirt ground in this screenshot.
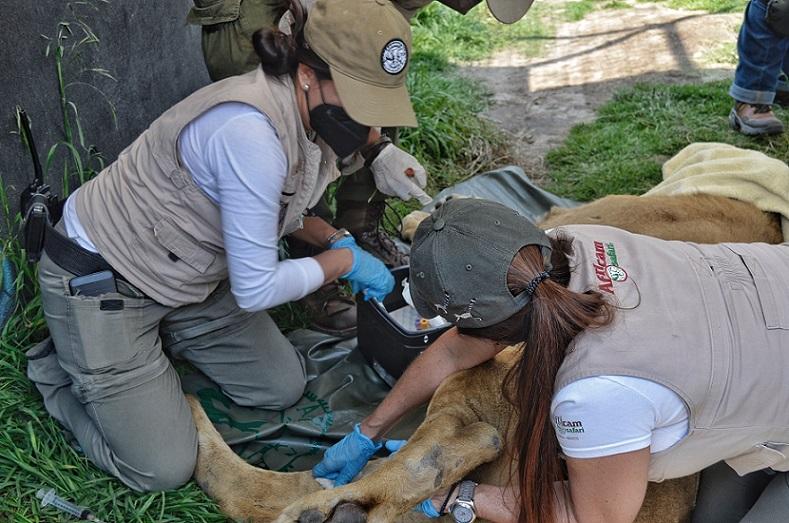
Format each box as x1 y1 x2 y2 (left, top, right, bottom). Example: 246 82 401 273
461 1 742 178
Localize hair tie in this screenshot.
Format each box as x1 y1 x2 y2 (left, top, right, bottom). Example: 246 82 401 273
523 271 550 298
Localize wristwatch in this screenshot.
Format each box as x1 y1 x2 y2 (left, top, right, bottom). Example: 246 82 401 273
326 228 352 247
449 480 478 523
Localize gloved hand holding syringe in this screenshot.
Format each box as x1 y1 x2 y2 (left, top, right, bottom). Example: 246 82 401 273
37 487 107 522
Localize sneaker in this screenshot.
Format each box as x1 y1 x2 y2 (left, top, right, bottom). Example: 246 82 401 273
335 200 409 268
729 102 784 136
298 282 357 337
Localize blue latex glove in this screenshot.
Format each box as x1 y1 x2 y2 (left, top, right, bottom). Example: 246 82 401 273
329 236 394 301
312 423 382 486
414 499 441 518
384 439 407 454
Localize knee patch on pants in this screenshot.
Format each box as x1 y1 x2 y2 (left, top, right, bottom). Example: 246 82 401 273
228 374 307 410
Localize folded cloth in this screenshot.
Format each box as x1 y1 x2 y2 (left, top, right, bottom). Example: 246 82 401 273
645 143 789 241
400 210 431 242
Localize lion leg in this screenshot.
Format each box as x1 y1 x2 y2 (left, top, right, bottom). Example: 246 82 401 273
186 395 323 522
636 475 699 523
276 412 502 523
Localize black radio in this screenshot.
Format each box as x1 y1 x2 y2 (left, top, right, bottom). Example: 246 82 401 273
17 109 61 263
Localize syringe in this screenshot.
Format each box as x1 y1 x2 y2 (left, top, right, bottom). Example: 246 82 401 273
36 488 106 522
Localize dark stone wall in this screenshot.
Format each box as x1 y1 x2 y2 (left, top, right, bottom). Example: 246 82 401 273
0 0 210 222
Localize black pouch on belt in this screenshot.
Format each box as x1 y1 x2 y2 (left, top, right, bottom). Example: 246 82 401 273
767 0 789 37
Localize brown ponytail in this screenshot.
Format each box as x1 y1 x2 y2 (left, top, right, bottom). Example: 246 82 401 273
459 233 614 523
252 28 298 76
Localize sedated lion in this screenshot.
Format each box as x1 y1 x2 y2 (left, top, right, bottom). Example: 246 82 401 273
187 193 783 523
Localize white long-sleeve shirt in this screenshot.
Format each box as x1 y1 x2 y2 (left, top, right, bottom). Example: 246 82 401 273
63 102 324 311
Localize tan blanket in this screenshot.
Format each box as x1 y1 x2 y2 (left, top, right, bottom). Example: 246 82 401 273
645 142 789 241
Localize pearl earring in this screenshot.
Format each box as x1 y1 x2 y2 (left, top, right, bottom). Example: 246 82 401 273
303 84 310 91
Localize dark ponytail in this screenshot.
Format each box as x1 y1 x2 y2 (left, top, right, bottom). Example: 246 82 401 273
251 0 306 77
252 28 298 76
458 233 614 523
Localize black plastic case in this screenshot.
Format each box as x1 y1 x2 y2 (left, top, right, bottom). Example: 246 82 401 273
357 266 452 386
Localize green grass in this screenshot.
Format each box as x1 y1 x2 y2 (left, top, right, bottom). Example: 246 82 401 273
664 0 746 12
636 0 747 13
0 202 225 522
544 80 789 201
564 0 598 22
566 0 746 23
412 2 554 62
702 40 739 66
377 2 557 224
402 53 508 192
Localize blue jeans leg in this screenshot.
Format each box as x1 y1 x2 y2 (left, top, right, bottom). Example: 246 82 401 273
730 0 789 104
780 51 789 93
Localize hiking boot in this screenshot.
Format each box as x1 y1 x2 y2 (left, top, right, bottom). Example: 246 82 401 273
298 283 357 337
775 91 789 108
729 102 784 136
776 73 789 107
335 200 409 268
287 237 357 336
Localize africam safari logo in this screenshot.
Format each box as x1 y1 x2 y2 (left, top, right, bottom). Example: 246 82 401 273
554 416 585 435
593 241 627 294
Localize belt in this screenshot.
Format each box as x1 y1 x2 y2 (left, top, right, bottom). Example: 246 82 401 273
43 222 126 281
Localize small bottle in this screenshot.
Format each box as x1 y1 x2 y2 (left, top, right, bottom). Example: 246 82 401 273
427 316 447 329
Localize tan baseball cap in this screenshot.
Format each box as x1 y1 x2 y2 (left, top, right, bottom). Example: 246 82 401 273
304 0 418 128
486 0 535 24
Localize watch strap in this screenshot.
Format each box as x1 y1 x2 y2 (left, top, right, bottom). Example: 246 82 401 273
456 480 477 501
449 480 478 523
326 228 352 246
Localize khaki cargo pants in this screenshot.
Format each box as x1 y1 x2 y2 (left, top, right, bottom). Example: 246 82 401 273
27 248 307 492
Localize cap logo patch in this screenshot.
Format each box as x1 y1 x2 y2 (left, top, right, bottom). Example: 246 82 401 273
381 39 408 75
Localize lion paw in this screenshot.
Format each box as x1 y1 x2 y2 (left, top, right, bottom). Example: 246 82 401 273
276 489 372 523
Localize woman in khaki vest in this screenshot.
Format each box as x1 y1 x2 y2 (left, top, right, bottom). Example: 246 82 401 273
313 198 789 523
27 0 426 493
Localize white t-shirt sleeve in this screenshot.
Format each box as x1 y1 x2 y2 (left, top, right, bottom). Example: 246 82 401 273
551 376 659 459
196 107 324 311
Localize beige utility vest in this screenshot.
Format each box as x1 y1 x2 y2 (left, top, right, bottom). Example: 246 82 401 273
553 225 789 481
75 68 339 307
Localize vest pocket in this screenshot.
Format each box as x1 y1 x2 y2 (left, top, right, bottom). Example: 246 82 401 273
186 0 241 25
726 442 789 476
725 246 789 329
154 218 216 274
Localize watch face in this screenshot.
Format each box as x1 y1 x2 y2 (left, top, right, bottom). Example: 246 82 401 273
452 504 475 523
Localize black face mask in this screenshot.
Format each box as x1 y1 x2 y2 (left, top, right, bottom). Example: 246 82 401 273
309 104 370 158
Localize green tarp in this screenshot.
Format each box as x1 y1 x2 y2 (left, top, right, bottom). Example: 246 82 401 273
181 166 576 471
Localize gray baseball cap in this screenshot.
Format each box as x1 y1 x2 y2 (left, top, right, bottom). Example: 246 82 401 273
409 198 552 328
